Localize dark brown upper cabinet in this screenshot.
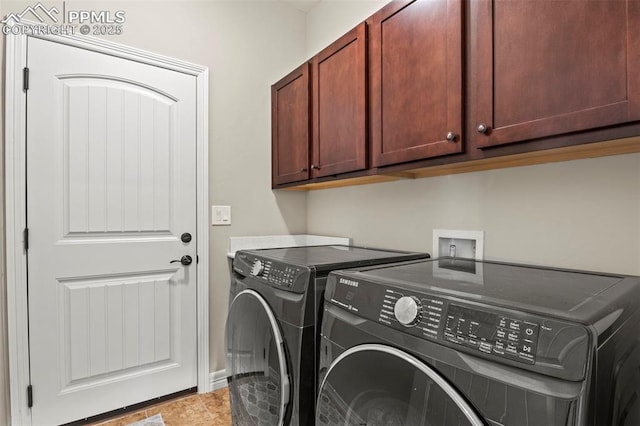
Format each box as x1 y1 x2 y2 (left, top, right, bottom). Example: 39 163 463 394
272 0 640 190
369 0 463 167
271 63 311 186
312 23 367 178
471 0 640 149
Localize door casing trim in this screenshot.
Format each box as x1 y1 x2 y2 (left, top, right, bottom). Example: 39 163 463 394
4 21 210 425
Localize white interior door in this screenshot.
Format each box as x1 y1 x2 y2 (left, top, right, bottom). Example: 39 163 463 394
26 37 198 425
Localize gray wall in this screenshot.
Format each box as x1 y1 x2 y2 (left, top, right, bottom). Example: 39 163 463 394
305 1 640 276
307 155 640 274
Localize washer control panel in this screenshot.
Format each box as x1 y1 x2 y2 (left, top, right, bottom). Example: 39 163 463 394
444 304 539 364
332 279 542 365
383 290 540 364
327 270 592 380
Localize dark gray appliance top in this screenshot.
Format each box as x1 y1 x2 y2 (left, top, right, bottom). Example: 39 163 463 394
240 245 429 274
336 258 638 321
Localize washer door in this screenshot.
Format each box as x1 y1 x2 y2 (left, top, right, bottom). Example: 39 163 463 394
226 289 290 425
316 344 484 426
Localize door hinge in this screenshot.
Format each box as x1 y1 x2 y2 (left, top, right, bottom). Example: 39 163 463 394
23 67 29 91
23 228 29 251
27 385 33 408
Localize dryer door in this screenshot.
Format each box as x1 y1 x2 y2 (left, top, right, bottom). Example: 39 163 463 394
226 289 290 425
316 344 484 426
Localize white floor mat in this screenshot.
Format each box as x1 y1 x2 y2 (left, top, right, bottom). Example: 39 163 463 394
127 413 165 426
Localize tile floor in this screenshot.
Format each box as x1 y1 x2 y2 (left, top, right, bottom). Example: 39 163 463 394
89 387 232 426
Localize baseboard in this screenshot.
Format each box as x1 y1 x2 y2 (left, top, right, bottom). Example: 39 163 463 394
209 369 228 391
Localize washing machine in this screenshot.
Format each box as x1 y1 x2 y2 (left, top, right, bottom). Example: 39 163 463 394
225 245 430 425
317 258 640 426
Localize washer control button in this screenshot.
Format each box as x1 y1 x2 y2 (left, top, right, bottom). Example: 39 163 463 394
250 260 265 277
394 296 422 327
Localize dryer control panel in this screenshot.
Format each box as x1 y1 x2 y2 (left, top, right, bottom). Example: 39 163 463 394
248 259 301 288
233 253 309 293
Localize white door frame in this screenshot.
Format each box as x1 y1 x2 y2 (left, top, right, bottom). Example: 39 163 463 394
4 23 210 425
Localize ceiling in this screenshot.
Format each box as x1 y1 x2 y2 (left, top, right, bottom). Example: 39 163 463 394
279 0 322 13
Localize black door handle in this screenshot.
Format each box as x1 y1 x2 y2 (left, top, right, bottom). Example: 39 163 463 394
170 255 193 266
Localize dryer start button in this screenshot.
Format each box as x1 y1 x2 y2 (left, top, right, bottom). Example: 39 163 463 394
394 296 421 327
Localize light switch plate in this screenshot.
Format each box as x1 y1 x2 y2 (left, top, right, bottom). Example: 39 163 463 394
212 205 231 226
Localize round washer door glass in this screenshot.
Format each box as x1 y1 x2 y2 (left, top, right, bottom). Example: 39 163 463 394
316 344 484 426
226 289 290 426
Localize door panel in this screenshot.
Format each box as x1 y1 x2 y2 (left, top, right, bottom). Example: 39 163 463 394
59 274 175 387
472 0 640 148
27 37 197 425
312 23 367 177
370 0 463 166
63 78 176 235
271 63 311 186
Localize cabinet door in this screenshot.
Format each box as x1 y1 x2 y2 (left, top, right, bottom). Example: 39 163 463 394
370 0 463 167
472 0 640 148
312 23 367 177
272 63 311 186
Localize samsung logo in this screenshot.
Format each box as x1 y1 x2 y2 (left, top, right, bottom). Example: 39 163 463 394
339 278 359 287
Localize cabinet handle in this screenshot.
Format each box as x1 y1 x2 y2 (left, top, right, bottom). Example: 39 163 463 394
446 132 457 142
300 167 307 173
477 124 489 134
311 164 321 170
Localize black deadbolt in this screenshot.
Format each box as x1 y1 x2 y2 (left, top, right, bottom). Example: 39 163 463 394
181 232 192 243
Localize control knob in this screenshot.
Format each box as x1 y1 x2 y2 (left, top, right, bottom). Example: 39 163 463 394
394 296 421 327
251 260 265 277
